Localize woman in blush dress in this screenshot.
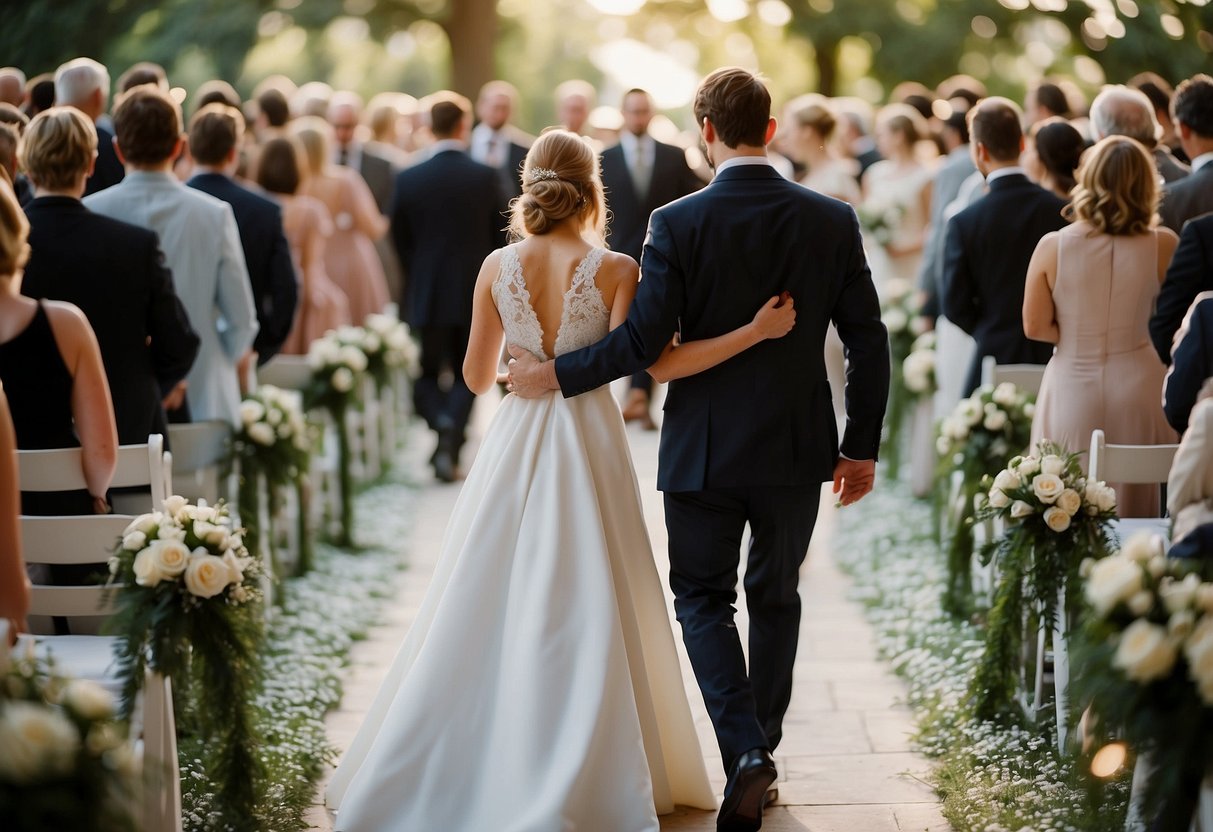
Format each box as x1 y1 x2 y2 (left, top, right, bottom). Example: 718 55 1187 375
784 94 860 204
1022 117 1086 201
291 117 390 325
1024 136 1179 517
254 136 351 354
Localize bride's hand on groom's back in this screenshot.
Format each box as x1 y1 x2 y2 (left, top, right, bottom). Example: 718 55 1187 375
833 457 876 507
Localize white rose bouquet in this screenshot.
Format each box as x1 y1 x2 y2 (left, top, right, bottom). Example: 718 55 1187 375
1072 533 1213 827
902 331 937 399
362 313 419 387
856 199 904 248
936 382 1036 615
106 498 265 827
880 281 929 480
0 650 136 830
970 441 1118 720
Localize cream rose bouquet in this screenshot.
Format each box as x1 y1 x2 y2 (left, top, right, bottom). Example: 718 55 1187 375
970 441 1118 720
0 649 137 831
1072 533 1213 828
106 498 265 828
362 313 419 388
880 279 930 481
936 382 1036 615
902 331 937 400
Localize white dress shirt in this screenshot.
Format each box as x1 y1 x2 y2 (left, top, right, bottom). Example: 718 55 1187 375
1190 151 1213 174
470 123 507 168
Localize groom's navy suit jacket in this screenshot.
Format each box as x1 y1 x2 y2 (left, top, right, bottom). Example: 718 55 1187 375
555 162 890 492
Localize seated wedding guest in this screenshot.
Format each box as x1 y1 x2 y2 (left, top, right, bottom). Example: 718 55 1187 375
0 176 117 516
0 382 28 641
0 68 23 108
188 104 297 367
116 61 168 95
23 74 55 119
1090 85 1189 183
1021 117 1084 201
20 106 199 446
1160 74 1213 233
1163 291 1213 434
1025 136 1178 516
54 57 123 196
1168 379 1213 559
1132 71 1189 163
1152 213 1213 364
292 116 390 324
86 85 258 428
254 136 350 354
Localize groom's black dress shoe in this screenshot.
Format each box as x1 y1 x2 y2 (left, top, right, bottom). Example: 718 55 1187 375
717 748 777 832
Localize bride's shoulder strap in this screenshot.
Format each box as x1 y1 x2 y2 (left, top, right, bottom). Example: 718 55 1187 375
573 246 608 288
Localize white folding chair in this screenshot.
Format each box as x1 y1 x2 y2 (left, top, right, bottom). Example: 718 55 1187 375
1089 428 1178 539
134 669 183 832
980 355 1046 397
167 421 231 505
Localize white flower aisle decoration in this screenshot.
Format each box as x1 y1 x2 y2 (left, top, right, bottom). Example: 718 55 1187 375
107 498 265 830
856 199 904 248
0 649 137 830
234 386 315 576
306 328 370 547
880 279 930 481
362 313 419 389
935 382 1036 615
970 442 1118 721
1072 533 1213 830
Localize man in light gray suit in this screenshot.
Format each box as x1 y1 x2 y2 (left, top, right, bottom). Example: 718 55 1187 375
917 105 976 324
86 85 257 428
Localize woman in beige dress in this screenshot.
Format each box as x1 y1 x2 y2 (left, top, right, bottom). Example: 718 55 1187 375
1024 136 1179 516
291 117 390 325
254 136 351 354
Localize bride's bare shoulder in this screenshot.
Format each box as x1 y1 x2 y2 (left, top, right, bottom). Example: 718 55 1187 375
598 250 639 282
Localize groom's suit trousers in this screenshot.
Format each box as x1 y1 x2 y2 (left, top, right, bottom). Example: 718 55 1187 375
664 483 821 771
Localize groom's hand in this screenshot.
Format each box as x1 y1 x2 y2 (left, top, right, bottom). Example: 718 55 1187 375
506 345 559 399
832 457 876 506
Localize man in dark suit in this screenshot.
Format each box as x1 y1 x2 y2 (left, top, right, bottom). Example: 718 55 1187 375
508 68 888 832
53 58 124 196
601 88 704 428
19 106 199 445
391 92 505 482
1160 74 1213 233
1152 213 1213 365
470 80 530 203
1163 291 1213 434
942 97 1068 395
187 104 297 367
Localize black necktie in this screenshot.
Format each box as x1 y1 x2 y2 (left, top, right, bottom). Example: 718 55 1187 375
338 147 349 167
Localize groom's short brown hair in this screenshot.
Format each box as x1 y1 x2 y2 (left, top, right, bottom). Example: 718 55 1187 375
694 67 770 149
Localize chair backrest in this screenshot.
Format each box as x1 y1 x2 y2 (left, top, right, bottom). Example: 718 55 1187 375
17 434 169 509
1089 429 1180 484
981 356 1047 397
167 422 230 504
256 356 313 391
23 515 133 617
139 670 183 832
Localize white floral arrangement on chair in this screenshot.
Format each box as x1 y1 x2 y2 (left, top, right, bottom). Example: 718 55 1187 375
107 497 265 828
902 331 937 399
362 313 419 385
856 199 904 247
880 278 930 480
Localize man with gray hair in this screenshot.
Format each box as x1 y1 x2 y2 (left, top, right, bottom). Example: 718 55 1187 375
54 57 124 195
1090 84 1190 183
0 68 24 108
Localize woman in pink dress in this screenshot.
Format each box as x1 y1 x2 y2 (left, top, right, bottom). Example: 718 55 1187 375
254 136 351 354
1024 136 1179 516
291 117 390 325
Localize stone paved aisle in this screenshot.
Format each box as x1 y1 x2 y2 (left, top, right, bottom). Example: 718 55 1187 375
308 391 950 831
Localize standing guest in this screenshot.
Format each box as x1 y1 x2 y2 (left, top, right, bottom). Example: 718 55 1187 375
23 74 55 119
1089 85 1189 183
601 87 704 429
471 80 530 201
942 97 1068 395
1024 79 1071 125
391 92 504 482
254 86 291 137
0 382 27 640
0 68 24 107
193 79 242 113
835 98 882 179
1024 136 1178 516
188 104 297 368
1152 213 1213 364
20 106 198 447
86 86 258 428
254 136 351 354
116 62 168 95
54 58 123 196
1162 291 1213 435
0 111 31 206
1132 71 1189 163
1160 74 1213 233
292 116 390 324
917 105 975 322
365 92 416 162
0 177 117 516
784 94 860 203
556 79 596 137
1168 380 1213 558
1022 117 1085 200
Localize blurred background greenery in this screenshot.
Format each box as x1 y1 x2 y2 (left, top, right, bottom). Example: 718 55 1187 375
5 0 1212 128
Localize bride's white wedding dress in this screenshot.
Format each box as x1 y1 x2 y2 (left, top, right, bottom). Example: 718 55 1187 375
326 245 716 831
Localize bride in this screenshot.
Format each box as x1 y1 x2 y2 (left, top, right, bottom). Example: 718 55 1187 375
325 129 797 831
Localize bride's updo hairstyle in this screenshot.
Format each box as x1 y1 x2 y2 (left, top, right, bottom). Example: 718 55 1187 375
510 129 605 240
1065 135 1157 236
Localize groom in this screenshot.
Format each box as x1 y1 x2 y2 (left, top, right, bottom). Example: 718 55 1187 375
509 67 889 831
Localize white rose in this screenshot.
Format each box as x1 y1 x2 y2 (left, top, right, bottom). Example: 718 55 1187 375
1128 590 1155 617
1011 500 1034 519
1148 555 1168 579
156 522 186 543
306 342 327 369
0 702 80 784
362 332 382 353
983 409 1008 431
1043 505 1072 533
910 316 930 336
63 679 115 721
124 512 161 537
338 345 368 373
132 548 164 587
1084 481 1117 513
1160 574 1202 614
239 400 265 427
992 468 1020 493
191 520 229 551
332 367 354 393
1040 454 1065 476
987 488 1010 509
183 553 231 598
247 421 276 447
1114 619 1178 682
1018 456 1040 477
1056 488 1082 517
883 307 908 333
1196 584 1213 614
959 399 983 427
1032 473 1065 504
122 531 147 552
1023 402 1036 419
185 503 217 523
266 406 283 426
992 382 1019 407
222 550 252 585
1086 555 1144 616
1169 610 1197 639
276 421 291 439
162 495 189 521
149 539 190 578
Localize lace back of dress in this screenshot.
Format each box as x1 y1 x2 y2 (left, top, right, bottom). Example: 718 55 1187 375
553 247 609 357
492 246 548 360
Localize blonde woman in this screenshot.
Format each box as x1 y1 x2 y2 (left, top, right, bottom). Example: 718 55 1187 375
0 382 27 642
326 129 796 831
785 93 860 204
1025 136 1179 516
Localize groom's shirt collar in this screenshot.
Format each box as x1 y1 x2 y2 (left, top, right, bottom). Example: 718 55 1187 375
713 155 773 176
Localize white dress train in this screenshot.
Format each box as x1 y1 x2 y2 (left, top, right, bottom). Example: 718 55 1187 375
326 246 716 831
